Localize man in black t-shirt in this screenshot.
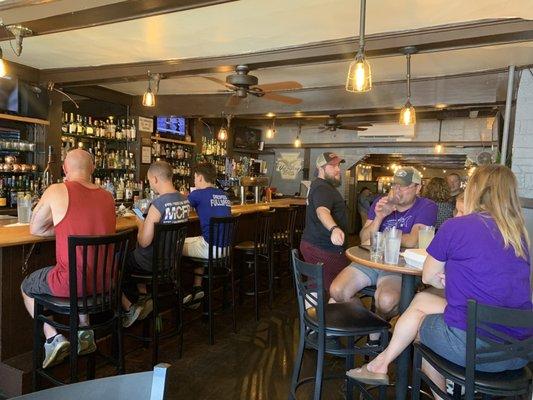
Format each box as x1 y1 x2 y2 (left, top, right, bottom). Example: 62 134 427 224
300 152 349 292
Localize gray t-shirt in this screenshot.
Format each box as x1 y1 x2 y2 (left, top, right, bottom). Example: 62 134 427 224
134 192 190 270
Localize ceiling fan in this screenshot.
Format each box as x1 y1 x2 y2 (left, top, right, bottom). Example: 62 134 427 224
318 115 373 133
204 65 303 107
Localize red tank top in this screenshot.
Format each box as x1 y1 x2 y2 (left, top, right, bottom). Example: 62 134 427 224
47 181 116 297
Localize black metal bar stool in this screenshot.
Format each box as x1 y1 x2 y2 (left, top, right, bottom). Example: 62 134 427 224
126 222 188 366
292 204 307 249
32 230 131 389
234 210 275 321
271 206 297 284
290 250 390 400
183 215 240 345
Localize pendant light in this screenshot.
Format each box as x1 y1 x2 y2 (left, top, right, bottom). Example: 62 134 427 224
142 71 160 107
346 0 372 93
434 119 444 154
0 48 6 78
218 114 232 141
294 122 302 148
266 117 276 139
399 46 417 126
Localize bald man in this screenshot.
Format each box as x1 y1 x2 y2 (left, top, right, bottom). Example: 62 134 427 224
21 149 116 369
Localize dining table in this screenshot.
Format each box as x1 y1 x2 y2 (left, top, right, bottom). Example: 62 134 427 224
345 245 423 400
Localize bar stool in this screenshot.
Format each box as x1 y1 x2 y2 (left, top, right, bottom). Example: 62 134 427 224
234 210 275 321
32 230 131 389
127 222 188 366
290 250 390 400
183 215 240 345
292 204 307 249
271 206 297 283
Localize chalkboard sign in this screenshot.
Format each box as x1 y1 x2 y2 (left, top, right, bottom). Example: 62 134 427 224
233 126 262 150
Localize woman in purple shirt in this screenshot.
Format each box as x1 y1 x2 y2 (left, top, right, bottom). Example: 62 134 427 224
347 165 531 394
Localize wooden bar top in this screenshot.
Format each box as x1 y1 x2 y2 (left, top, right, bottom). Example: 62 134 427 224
0 198 305 248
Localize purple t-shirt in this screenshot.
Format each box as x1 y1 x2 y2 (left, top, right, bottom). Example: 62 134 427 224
367 196 437 233
427 213 532 340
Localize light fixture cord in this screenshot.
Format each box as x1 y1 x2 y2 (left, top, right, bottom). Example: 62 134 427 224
438 119 442 142
406 53 411 101
358 0 366 51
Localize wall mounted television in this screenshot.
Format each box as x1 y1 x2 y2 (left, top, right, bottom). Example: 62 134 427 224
233 126 262 150
0 76 19 114
155 116 186 136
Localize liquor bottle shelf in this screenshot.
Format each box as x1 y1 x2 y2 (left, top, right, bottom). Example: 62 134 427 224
0 171 38 175
0 113 50 126
151 136 196 146
0 148 35 153
94 168 135 172
61 133 131 144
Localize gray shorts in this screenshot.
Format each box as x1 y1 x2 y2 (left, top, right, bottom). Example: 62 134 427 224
419 313 528 372
21 266 54 297
351 263 400 285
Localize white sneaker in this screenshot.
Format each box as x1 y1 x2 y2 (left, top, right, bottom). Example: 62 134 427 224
43 334 70 369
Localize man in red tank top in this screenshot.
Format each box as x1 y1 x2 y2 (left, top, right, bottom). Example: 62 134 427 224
21 149 116 369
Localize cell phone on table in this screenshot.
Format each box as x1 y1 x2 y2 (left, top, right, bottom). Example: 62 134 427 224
133 207 145 220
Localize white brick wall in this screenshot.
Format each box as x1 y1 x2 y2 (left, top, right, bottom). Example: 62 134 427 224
512 69 533 199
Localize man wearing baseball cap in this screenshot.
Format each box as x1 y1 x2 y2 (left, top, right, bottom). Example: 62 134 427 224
300 152 349 292
330 166 437 345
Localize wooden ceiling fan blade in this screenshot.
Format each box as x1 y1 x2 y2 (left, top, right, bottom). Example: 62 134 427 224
203 76 235 90
262 92 303 105
255 81 303 91
339 125 368 131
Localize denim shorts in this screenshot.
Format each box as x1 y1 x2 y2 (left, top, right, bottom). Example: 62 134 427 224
419 313 528 372
351 263 400 285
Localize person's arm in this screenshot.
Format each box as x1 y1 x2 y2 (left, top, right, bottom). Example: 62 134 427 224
316 206 344 246
29 186 55 236
422 254 446 289
401 223 426 248
136 205 161 248
360 196 392 243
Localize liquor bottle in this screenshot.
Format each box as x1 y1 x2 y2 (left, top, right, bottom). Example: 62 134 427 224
61 113 68 134
68 113 77 134
130 119 136 141
116 119 123 140
86 117 94 136
76 115 84 135
108 116 116 139
0 179 7 208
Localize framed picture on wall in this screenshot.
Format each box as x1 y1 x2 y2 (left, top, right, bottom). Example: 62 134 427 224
233 126 261 150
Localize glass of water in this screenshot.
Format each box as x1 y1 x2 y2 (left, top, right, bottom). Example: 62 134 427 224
17 195 32 224
384 227 402 265
370 231 384 262
418 226 435 249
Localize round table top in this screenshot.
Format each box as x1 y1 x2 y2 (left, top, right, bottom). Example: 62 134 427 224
345 246 422 276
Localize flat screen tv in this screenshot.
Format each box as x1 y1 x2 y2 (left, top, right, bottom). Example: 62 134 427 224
0 76 19 114
233 126 261 150
156 116 186 136
18 81 49 119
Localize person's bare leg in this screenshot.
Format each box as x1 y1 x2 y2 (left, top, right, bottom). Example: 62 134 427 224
79 314 90 327
329 264 372 303
365 291 447 374
193 267 204 287
421 359 446 400
369 274 402 341
137 283 147 295
22 290 57 339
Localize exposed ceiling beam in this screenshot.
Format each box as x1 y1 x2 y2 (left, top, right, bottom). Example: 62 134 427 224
264 141 497 149
63 85 134 107
0 0 236 41
39 18 533 86
130 70 508 117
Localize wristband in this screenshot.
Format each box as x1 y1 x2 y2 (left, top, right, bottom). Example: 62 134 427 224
329 225 339 233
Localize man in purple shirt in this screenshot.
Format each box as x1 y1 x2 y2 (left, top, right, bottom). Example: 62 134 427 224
330 167 437 343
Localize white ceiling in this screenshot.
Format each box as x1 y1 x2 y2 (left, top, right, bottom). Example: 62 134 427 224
102 41 533 95
3 0 533 70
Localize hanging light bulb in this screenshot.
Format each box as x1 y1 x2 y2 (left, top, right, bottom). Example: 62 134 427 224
434 119 444 154
217 126 228 141
142 71 160 107
266 118 276 139
0 48 6 78
346 0 371 93
399 47 417 125
294 122 302 147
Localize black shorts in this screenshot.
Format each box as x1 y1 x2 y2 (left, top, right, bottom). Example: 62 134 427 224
21 266 54 297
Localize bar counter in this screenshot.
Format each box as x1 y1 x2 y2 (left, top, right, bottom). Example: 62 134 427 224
0 198 305 396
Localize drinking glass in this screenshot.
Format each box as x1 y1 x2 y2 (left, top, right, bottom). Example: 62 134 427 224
384 227 402 265
370 231 384 262
418 226 435 249
17 195 32 224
